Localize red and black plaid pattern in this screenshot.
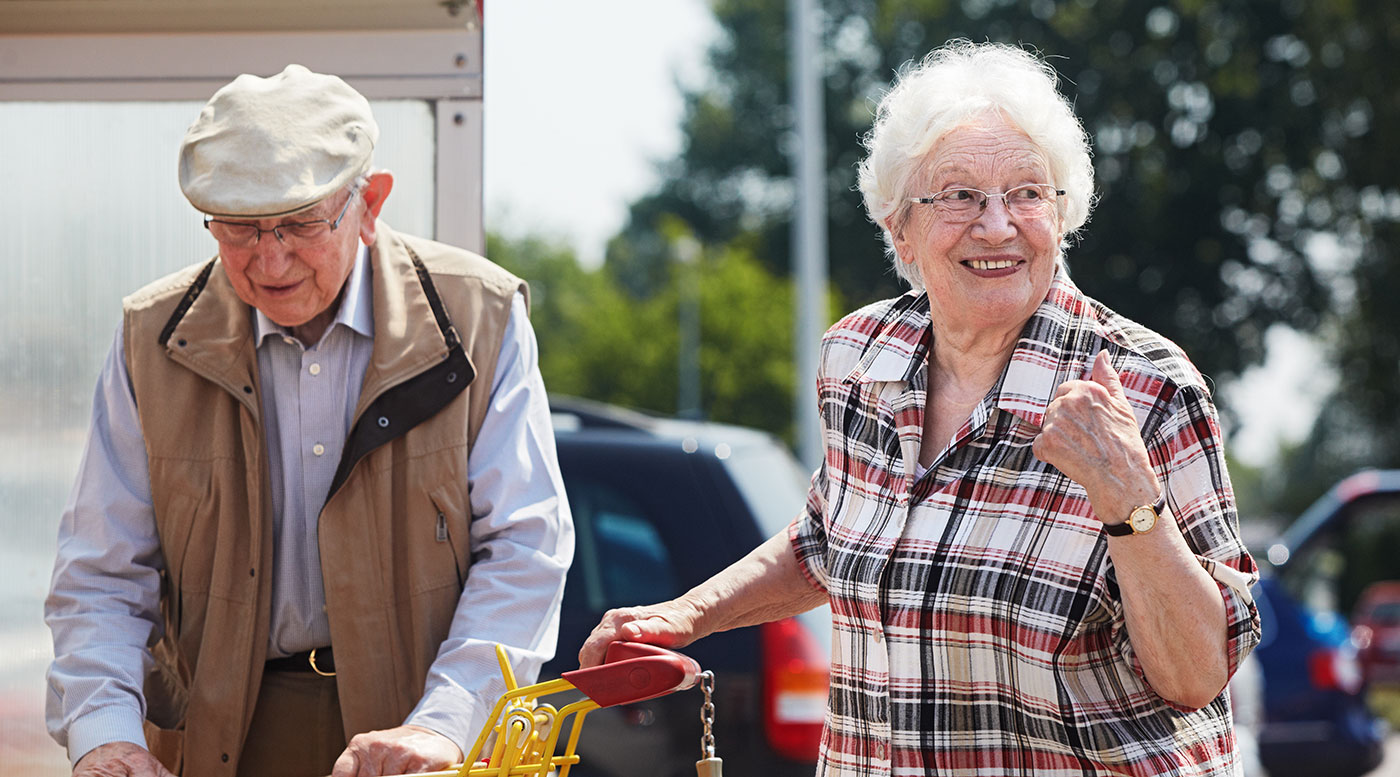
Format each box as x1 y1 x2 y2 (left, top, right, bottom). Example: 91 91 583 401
790 270 1259 777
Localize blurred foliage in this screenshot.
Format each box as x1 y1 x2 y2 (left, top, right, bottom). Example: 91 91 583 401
1367 686 1400 730
1241 403 1388 523
1223 455 1269 527
488 231 811 442
594 0 1400 517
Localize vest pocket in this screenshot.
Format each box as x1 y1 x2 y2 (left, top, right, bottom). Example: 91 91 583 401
428 485 469 589
153 489 203 637
142 720 184 773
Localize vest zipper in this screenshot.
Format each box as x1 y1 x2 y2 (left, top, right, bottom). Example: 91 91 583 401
429 491 466 587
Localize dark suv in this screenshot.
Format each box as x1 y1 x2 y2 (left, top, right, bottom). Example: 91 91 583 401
541 397 830 777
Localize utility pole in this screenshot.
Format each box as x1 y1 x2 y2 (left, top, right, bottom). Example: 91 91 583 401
789 0 828 468
675 234 702 420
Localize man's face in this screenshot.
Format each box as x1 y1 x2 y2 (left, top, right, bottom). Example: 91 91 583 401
212 173 390 340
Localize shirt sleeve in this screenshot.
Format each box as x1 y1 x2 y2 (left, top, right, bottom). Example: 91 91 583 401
788 461 831 593
405 291 575 753
1112 384 1261 695
788 337 837 592
44 321 164 765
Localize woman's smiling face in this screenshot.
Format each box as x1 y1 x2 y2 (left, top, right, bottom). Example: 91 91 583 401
891 115 1065 336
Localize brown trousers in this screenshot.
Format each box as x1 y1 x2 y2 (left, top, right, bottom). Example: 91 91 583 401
237 670 347 777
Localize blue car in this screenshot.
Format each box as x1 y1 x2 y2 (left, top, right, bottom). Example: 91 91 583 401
1253 576 1384 777
1254 470 1400 777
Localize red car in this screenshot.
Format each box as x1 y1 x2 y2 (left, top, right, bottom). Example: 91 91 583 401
1352 580 1400 685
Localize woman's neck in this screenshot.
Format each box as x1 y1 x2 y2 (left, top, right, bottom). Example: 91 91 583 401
926 314 1022 402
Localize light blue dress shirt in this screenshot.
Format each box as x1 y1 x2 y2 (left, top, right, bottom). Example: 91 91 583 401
45 246 574 763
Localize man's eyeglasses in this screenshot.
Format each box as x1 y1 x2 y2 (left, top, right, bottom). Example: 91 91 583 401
908 183 1064 223
204 187 360 248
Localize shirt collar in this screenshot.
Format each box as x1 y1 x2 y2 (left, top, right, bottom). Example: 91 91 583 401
994 268 1100 429
844 291 933 385
254 243 375 345
843 266 1099 428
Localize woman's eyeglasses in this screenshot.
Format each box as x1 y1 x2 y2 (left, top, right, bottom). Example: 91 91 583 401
908 183 1064 223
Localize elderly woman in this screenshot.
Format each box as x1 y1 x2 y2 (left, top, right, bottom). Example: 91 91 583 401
582 40 1259 776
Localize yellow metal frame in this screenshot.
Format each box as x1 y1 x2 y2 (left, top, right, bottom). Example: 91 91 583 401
406 645 602 777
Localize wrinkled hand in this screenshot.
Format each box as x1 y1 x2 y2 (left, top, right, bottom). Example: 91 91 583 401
331 725 462 777
579 600 702 668
1031 350 1159 520
73 741 176 777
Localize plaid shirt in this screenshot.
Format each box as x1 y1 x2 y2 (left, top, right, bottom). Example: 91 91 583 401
790 269 1260 777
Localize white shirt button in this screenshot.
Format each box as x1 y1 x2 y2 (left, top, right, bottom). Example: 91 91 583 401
312 443 325 456
309 363 321 376
282 336 296 346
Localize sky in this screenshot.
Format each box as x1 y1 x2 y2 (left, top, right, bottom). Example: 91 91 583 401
480 1 1329 469
483 0 719 265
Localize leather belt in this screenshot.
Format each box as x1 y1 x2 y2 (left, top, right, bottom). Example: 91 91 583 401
265 646 335 676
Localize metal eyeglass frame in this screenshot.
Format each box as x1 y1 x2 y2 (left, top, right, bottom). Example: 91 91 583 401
907 184 1065 221
203 185 361 247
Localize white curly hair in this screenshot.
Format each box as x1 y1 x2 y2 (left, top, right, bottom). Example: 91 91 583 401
857 40 1096 290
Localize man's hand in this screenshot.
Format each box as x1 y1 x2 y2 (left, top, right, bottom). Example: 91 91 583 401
73 741 176 777
578 600 703 668
331 725 462 777
1031 349 1160 521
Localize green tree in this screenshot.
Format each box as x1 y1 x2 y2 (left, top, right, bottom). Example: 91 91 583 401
488 231 805 441
1291 1 1400 471
487 232 673 412
1207 0 1400 511
607 0 1390 402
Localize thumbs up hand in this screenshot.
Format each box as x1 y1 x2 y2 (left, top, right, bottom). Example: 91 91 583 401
1031 350 1161 524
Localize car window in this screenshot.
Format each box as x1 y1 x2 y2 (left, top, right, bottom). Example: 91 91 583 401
568 477 681 611
719 439 835 656
720 440 814 537
1338 497 1400 614
1282 494 1400 617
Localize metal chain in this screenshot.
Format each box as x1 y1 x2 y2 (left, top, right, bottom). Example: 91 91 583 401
698 670 716 758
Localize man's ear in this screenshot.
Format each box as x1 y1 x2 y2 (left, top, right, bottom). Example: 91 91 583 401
358 171 395 244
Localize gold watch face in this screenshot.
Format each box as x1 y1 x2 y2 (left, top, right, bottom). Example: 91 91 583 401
1128 505 1158 534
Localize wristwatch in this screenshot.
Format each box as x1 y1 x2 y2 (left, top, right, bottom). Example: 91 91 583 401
1103 492 1165 537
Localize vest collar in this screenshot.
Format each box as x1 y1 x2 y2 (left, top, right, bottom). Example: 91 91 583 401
160 258 260 411
159 222 468 418
356 223 471 419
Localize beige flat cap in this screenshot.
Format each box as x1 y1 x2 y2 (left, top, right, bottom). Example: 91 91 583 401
179 64 378 218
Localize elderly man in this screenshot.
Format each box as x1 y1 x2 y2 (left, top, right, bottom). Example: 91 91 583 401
45 65 573 777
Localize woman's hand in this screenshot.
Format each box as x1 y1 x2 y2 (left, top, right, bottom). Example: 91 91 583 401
578 599 704 668
578 532 827 669
1032 349 1229 708
1032 349 1160 522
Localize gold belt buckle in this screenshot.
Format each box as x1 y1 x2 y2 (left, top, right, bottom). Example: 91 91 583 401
309 647 335 677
